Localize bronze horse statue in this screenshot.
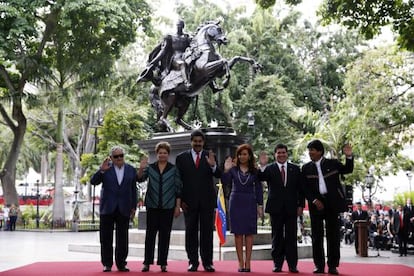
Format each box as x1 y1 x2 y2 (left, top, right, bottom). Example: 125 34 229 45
138 20 261 132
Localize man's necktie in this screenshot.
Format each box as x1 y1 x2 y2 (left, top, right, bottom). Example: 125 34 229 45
281 165 286 186
195 152 200 168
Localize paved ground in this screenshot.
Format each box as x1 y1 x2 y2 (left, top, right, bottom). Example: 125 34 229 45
0 230 413 272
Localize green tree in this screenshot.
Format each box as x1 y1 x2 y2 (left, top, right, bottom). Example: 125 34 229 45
314 46 414 197
319 0 414 51
0 0 151 220
256 1 414 51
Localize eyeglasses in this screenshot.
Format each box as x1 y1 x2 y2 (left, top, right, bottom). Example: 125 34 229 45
112 154 124 159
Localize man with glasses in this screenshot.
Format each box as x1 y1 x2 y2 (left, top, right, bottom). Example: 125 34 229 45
91 146 138 272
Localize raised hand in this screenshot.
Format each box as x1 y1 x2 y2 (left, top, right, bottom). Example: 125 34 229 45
343 143 353 157
206 150 217 167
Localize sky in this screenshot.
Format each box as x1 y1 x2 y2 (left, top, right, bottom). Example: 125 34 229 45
153 0 321 32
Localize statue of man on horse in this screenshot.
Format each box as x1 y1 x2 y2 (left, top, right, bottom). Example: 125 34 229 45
138 19 261 132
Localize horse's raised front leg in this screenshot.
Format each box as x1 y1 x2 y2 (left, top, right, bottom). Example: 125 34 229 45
228 56 262 73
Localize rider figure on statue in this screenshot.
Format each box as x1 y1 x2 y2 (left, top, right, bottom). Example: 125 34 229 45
138 19 192 90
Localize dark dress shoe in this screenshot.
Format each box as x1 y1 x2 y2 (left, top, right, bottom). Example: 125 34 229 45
289 267 299 273
118 266 130 272
203 264 215 272
244 268 251 272
272 267 282 272
313 267 325 274
238 268 245 272
188 264 198 272
103 266 112 272
328 268 339 275
141 264 149 272
161 265 167 272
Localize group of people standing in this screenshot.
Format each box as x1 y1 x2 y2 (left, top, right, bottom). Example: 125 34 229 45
91 130 354 275
351 199 414 257
0 204 20 231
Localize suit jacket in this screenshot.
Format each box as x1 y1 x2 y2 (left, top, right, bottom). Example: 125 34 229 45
259 162 305 216
351 210 369 223
175 149 222 210
392 211 404 234
90 163 138 217
403 205 414 231
302 157 353 214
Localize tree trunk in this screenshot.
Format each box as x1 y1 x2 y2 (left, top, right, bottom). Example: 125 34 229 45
52 108 65 226
0 87 27 207
0 124 26 206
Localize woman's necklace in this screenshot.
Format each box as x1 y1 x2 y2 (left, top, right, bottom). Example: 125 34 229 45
238 168 250 185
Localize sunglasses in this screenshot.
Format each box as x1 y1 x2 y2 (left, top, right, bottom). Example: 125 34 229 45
112 154 124 159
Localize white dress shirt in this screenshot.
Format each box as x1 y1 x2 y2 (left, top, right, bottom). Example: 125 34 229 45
314 159 327 195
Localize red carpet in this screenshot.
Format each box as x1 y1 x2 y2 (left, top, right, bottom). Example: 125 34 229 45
1 261 413 275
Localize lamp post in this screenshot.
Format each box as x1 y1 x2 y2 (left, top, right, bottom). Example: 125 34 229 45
247 110 255 143
91 116 103 224
407 172 412 193
365 173 374 208
36 179 40 228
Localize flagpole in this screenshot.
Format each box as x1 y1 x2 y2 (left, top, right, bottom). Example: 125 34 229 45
216 180 226 262
219 243 222 261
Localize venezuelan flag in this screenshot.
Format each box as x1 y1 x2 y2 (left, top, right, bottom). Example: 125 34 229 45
215 181 226 246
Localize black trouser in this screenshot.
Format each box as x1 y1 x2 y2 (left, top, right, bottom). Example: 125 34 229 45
144 208 174 266
397 229 408 255
100 209 130 268
184 203 214 267
310 202 341 270
9 216 18 231
270 212 298 269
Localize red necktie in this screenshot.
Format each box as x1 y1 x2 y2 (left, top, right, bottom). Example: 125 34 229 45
195 152 200 168
400 213 403 229
281 165 286 186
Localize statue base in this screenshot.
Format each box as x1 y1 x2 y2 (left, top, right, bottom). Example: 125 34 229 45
136 127 246 165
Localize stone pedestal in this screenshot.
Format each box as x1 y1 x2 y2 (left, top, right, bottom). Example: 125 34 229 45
136 127 246 165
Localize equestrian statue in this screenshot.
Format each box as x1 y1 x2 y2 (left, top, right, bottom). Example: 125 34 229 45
137 19 261 132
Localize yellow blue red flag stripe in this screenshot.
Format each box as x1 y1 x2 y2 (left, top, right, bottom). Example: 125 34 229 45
215 181 226 246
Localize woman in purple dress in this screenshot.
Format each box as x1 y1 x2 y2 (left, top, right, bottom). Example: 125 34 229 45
221 144 264 272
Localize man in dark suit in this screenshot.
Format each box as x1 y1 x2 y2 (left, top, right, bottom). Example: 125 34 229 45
302 140 353 275
351 202 369 254
392 205 409 256
90 146 138 272
259 144 304 273
403 198 414 241
175 130 222 272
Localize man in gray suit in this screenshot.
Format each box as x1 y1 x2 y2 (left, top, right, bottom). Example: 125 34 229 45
91 146 138 272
